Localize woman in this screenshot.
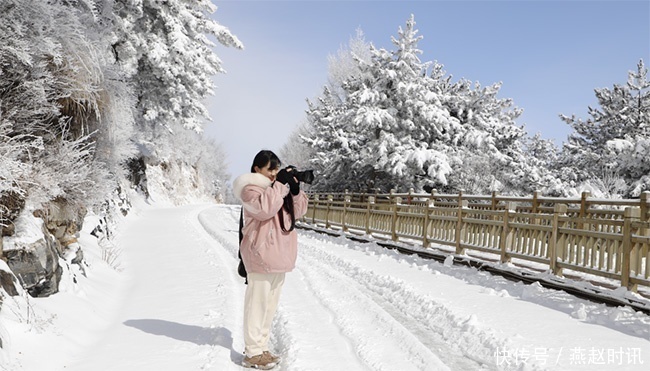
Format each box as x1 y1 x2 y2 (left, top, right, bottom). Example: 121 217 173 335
232 150 309 370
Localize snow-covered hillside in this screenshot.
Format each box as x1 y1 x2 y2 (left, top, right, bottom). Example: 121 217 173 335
1 202 649 370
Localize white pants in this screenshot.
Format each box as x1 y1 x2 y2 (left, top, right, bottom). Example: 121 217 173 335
243 272 286 357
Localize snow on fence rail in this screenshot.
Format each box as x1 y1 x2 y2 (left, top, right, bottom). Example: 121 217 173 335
302 189 650 292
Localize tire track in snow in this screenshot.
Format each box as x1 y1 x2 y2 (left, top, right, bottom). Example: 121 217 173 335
296 231 503 370
294 245 451 371
276 260 371 371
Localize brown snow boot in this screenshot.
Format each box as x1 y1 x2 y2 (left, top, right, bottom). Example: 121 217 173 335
242 352 277 370
263 351 281 364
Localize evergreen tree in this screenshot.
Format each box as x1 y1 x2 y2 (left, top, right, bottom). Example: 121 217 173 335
326 28 373 105
304 87 362 191
307 15 458 192
521 134 566 196
296 29 373 191
439 79 531 194
111 0 242 196
113 0 241 142
278 118 313 172
560 59 649 196
1 0 241 213
305 15 534 194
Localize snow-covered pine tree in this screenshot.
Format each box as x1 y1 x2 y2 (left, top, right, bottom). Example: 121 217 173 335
560 59 649 197
306 15 536 194
280 29 370 187
306 15 462 192
520 134 567 196
604 60 650 196
326 28 373 105
304 87 363 191
353 15 459 192
278 118 314 173
113 0 241 134
439 79 535 195
111 0 242 199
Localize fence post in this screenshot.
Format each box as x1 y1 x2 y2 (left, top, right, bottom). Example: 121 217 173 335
312 194 319 224
639 192 649 273
532 190 540 214
391 190 401 242
550 204 568 276
622 207 640 292
325 194 333 229
366 195 374 235
641 191 649 222
579 191 590 217
578 191 591 230
499 202 516 263
343 191 350 232
422 190 435 248
455 190 466 255
491 191 499 210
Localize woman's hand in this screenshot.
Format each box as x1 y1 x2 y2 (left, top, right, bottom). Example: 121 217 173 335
276 167 300 195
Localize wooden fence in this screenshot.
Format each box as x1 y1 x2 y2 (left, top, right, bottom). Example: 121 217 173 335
302 190 650 292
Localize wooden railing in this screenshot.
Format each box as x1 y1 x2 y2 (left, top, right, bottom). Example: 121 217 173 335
302 190 650 291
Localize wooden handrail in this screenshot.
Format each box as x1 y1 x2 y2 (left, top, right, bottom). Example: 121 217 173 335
303 190 650 291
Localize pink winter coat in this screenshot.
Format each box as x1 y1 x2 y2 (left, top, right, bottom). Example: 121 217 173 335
232 172 309 274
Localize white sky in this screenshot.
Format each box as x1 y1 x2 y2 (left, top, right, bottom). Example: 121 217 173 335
204 0 650 180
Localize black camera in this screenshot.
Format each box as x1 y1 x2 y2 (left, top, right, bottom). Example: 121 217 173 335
295 169 315 184
287 166 315 184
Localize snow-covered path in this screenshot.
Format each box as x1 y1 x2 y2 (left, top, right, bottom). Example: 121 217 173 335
72 204 650 370
3 203 649 371
65 204 242 370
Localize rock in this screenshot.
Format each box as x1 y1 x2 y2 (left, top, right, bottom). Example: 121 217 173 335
4 233 62 297
40 198 86 256
127 156 150 198
39 198 88 275
0 269 19 297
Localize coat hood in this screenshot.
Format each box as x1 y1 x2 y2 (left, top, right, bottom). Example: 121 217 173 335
232 172 273 201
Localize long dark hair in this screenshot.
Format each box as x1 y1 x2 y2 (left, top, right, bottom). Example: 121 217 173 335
250 150 295 232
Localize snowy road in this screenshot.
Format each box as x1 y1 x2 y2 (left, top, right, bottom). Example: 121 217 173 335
3 203 649 370
200 205 649 371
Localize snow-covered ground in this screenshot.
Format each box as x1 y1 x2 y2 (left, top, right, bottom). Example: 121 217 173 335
1 201 649 370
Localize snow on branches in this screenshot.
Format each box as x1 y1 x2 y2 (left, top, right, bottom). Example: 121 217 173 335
304 15 532 194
